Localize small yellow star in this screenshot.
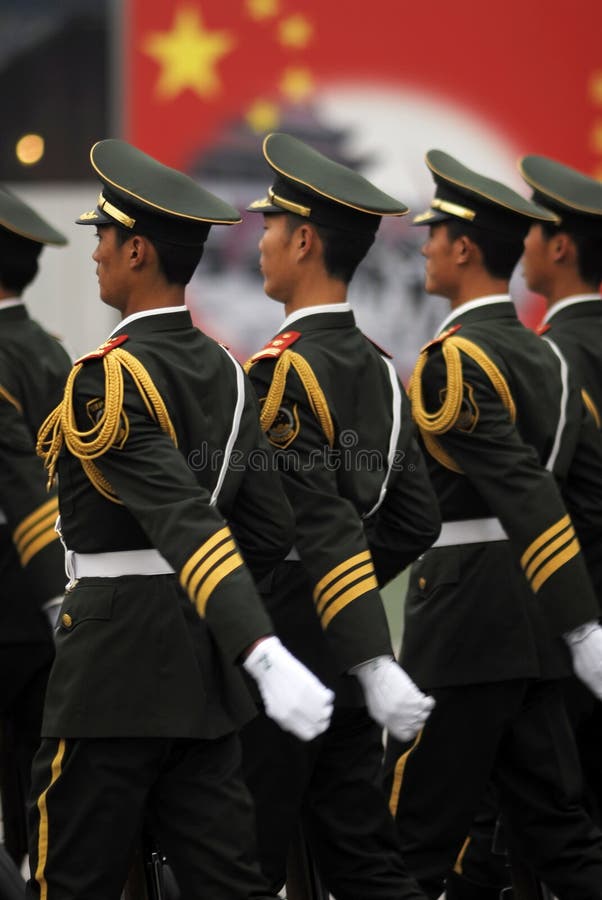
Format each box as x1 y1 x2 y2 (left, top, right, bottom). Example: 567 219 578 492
246 100 281 133
246 0 279 20
590 71 602 105
278 14 313 48
280 67 314 103
143 8 235 100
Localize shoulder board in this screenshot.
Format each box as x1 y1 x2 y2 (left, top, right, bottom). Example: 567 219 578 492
249 330 301 363
420 323 462 353
364 334 393 359
75 334 129 365
536 323 550 336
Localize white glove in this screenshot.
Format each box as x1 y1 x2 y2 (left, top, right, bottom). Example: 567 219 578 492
352 655 435 741
243 636 334 741
43 596 63 631
564 621 602 699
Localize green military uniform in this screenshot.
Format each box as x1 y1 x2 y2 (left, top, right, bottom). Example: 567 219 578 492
241 133 440 900
0 188 70 865
384 151 602 900
26 140 294 900
521 155 602 832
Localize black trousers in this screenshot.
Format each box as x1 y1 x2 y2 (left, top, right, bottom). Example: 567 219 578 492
384 679 602 900
241 704 425 900
26 733 276 900
0 644 53 865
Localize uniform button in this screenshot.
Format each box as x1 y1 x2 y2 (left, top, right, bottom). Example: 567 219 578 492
62 613 73 628
418 577 426 590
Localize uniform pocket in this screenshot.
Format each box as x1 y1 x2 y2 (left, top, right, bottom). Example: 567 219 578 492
58 581 115 631
409 547 461 599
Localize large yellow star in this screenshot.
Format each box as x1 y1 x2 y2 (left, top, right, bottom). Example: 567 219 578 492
143 8 235 100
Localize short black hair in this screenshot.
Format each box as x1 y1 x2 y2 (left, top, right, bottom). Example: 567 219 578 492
540 220 602 287
113 224 204 286
283 213 376 285
445 219 524 280
0 228 42 294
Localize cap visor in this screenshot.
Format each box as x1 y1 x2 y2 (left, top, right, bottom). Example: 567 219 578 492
411 208 450 226
246 196 282 214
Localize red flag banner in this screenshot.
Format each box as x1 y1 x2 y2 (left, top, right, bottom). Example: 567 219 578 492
122 0 602 370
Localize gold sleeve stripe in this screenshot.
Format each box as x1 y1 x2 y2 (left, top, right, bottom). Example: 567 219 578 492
19 526 59 567
195 551 244 616
187 539 238 602
582 388 601 429
520 515 571 571
316 563 375 615
14 509 58 556
34 737 66 900
524 524 575 583
179 527 231 591
13 497 58 545
320 574 379 629
313 550 372 604
531 539 581 594
389 729 423 816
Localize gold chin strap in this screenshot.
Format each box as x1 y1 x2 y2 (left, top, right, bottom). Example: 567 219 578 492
244 349 334 447
37 349 177 503
410 334 516 473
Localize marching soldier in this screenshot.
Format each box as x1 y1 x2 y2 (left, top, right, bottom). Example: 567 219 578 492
241 132 440 900
27 139 334 900
0 187 70 867
384 150 602 900
520 153 602 824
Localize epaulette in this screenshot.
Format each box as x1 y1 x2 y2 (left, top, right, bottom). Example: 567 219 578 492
364 334 393 358
247 330 301 364
419 324 462 354
536 323 550 336
75 334 129 365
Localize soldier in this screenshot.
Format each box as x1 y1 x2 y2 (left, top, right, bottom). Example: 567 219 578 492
521 154 602 825
384 149 602 900
27 139 334 900
241 132 440 900
0 186 70 868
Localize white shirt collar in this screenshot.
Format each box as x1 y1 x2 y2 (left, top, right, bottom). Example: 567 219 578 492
0 298 25 311
436 295 512 335
543 294 602 324
108 305 188 339
279 302 351 331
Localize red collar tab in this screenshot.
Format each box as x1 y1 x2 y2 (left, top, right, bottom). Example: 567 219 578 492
250 330 301 362
75 334 129 365
421 323 462 353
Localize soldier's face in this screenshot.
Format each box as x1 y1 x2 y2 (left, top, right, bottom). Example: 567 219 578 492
522 224 553 296
92 225 131 310
258 213 295 302
421 223 459 300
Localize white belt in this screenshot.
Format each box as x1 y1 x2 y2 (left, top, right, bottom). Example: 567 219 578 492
65 548 175 583
432 517 508 548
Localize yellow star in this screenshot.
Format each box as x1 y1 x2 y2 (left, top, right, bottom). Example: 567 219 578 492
246 0 279 20
280 67 314 103
591 122 602 154
143 8 235 100
246 100 281 133
590 71 602 105
278 14 313 48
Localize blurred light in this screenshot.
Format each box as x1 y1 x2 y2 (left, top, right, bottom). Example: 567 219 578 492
16 133 45 166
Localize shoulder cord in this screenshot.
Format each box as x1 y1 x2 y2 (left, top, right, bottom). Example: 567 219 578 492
410 335 516 473
37 348 177 502
245 349 335 447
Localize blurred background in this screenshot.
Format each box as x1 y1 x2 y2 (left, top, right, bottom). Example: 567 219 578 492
2 0 601 635
3 0 602 371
